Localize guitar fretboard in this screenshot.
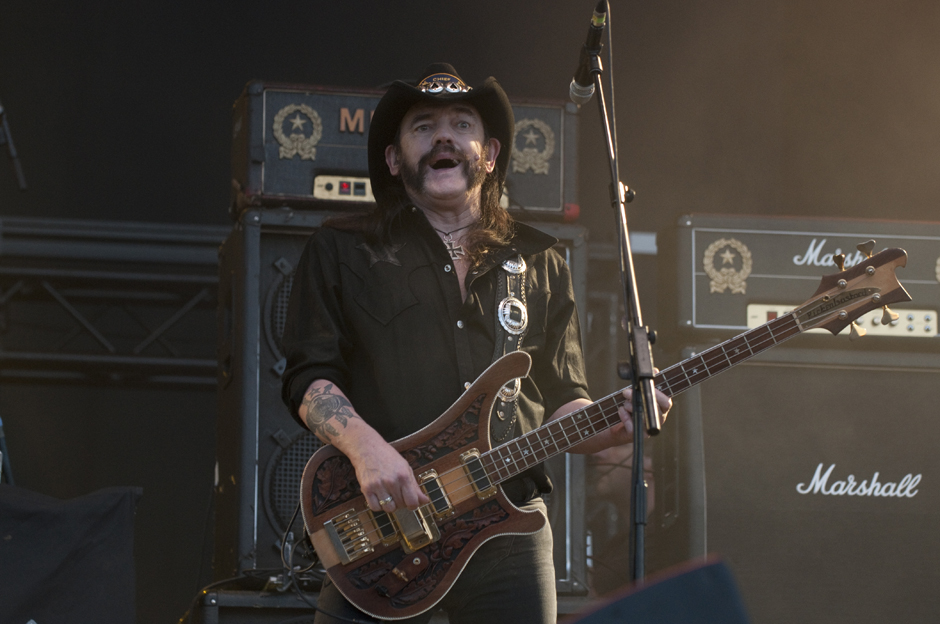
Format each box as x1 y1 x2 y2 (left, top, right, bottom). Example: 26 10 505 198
481 313 802 484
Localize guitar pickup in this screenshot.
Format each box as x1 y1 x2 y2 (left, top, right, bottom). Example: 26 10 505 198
368 509 400 546
324 509 373 565
419 469 454 519
461 449 497 500
389 506 440 553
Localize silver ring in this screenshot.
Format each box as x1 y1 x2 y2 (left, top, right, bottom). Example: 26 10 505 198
378 496 393 507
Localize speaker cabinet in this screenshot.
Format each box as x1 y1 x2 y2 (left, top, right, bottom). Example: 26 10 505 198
652 344 940 623
215 209 328 579
215 209 590 595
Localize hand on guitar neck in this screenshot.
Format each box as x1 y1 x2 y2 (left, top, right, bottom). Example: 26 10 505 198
547 384 673 455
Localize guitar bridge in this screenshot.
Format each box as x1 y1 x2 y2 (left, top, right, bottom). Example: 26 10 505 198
324 509 373 564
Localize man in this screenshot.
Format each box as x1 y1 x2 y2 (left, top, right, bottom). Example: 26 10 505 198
281 63 670 623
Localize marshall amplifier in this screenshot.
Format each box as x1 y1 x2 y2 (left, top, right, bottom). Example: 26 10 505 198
230 81 579 219
664 213 940 339
649 214 940 623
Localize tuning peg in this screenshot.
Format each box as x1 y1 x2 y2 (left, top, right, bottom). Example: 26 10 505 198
849 321 867 340
881 306 900 325
856 240 876 258
834 253 846 271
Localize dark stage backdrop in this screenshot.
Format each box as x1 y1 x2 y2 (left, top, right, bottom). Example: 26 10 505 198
4 1 940 623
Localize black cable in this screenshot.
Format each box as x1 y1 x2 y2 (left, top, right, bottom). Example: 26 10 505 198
182 495 368 622
177 572 275 624
281 501 302 571
281 501 376 624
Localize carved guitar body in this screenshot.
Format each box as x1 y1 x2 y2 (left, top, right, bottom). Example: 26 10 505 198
300 353 544 620
300 246 912 620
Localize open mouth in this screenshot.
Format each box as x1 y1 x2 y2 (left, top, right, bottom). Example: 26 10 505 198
429 157 460 170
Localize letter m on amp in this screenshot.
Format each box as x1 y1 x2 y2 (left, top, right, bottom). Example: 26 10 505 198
340 108 365 134
796 463 835 494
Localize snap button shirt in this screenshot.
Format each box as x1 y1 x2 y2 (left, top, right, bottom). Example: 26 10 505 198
280 207 590 455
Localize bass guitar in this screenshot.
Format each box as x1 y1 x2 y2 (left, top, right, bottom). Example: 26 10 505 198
301 244 910 620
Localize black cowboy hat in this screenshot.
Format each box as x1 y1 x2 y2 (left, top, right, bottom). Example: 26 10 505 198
367 62 514 204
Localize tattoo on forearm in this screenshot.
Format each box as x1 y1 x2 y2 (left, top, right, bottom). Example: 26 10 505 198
301 384 357 442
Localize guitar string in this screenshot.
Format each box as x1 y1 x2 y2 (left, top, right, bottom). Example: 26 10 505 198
446 315 801 498
452 317 803 509
335 317 802 547
329 314 804 548
347 400 625 547
346 317 773 545
333 391 628 548
461 270 884 500
654 314 800 397
328 299 877 551
479 313 801 484
320 266 891 558
386 319 797 546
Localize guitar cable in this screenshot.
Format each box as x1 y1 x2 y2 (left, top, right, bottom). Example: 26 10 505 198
176 505 363 624
281 501 378 624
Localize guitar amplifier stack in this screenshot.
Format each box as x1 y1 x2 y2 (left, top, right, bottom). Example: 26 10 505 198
652 214 940 623
230 81 580 220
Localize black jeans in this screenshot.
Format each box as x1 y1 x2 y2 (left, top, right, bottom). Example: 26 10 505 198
313 500 556 624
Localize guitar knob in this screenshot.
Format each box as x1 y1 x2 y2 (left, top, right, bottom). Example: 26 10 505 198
881 306 900 325
834 253 846 271
850 321 867 340
856 240 876 258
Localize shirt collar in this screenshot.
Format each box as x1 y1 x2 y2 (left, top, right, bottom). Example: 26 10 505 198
400 205 557 252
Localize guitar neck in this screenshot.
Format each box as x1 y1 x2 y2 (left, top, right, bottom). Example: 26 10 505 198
482 313 802 484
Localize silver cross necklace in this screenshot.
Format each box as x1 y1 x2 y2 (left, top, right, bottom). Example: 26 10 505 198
434 223 474 261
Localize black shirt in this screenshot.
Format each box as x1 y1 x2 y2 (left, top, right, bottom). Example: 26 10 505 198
280 207 590 487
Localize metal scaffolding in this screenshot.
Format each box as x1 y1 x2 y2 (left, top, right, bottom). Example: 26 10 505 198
0 217 229 386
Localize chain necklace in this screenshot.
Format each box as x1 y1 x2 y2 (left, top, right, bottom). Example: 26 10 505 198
433 223 474 262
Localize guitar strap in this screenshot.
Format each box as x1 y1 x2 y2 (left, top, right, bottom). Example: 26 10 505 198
490 254 528 442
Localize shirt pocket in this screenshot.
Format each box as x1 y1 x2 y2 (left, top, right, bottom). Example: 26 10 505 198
523 288 550 343
351 265 420 326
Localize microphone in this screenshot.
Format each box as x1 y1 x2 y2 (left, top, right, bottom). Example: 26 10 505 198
569 1 608 105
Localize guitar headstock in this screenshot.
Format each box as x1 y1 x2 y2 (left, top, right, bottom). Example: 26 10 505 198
794 243 912 336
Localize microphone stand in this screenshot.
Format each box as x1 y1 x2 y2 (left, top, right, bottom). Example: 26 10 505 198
583 7 662 583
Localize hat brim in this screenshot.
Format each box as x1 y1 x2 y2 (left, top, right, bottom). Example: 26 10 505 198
368 76 514 204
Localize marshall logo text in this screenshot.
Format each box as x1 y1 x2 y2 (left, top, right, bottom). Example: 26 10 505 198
793 238 869 268
796 463 921 498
